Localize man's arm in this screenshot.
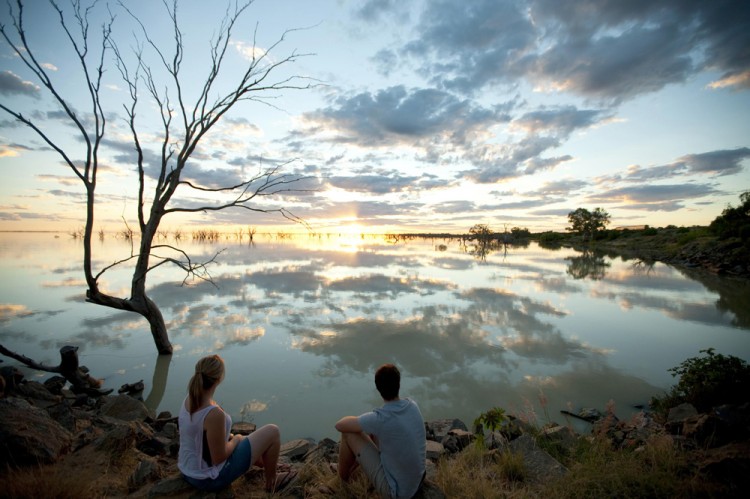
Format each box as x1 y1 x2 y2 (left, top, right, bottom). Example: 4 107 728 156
335 415 363 433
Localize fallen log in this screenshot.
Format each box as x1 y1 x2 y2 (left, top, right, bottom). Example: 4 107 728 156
0 344 112 396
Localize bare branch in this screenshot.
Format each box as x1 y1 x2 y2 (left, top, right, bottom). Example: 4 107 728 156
0 343 60 373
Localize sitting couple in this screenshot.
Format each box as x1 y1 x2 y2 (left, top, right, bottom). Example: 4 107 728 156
179 356 426 498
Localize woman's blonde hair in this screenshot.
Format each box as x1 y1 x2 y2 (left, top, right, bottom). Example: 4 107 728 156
187 354 225 414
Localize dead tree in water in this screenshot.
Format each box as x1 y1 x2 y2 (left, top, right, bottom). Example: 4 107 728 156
0 344 112 396
0 1 314 354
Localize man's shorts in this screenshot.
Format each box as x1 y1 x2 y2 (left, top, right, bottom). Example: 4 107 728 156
356 440 393 498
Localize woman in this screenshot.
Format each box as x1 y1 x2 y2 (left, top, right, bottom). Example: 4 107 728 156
177 354 292 492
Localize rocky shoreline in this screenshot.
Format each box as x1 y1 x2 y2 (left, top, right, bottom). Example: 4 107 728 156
2 367 749 498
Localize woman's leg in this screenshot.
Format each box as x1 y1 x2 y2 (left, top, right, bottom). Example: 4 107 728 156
248 423 281 491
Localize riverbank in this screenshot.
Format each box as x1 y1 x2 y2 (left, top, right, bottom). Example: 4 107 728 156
569 227 750 279
1 366 748 498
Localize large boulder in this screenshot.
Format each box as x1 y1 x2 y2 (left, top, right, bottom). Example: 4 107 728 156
99 394 153 421
507 434 567 484
0 396 73 466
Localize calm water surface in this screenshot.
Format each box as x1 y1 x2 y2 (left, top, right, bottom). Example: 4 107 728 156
1 232 748 440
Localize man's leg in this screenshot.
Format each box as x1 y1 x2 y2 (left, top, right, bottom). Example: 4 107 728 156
338 432 375 481
338 432 391 497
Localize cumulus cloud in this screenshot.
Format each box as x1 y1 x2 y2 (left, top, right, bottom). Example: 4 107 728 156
606 148 750 182
303 85 505 147
403 0 750 100
0 70 40 98
588 184 719 206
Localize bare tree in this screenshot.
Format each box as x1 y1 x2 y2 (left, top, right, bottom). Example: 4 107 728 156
0 0 314 354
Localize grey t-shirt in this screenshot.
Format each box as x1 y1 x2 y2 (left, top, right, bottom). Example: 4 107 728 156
358 398 426 498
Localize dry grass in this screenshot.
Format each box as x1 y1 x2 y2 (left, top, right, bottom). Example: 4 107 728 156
1 464 102 499
540 435 722 499
435 444 529 498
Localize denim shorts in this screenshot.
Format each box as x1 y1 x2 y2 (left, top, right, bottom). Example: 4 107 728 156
183 437 253 492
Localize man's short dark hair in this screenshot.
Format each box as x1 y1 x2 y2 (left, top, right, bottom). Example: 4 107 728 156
375 363 400 400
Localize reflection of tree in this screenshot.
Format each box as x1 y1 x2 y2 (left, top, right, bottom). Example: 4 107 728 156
565 250 611 280
678 268 750 329
144 354 171 412
467 239 506 261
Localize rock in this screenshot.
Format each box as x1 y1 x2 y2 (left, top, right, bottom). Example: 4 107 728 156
507 434 567 484
541 425 578 450
425 440 445 460
713 403 750 439
501 414 536 440
667 403 698 425
99 394 153 421
129 457 162 491
138 434 172 456
425 419 468 442
16 380 61 407
147 474 193 498
441 429 473 453
279 438 314 461
303 437 338 463
46 399 78 432
0 396 73 466
413 479 447 499
699 441 750 491
231 421 256 435
424 458 438 482
161 421 178 439
483 431 508 450
95 420 154 462
44 375 67 395
577 408 604 422
119 380 145 396
0 365 24 392
681 414 731 447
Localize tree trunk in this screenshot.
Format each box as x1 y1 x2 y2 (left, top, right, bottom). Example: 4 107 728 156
144 295 173 355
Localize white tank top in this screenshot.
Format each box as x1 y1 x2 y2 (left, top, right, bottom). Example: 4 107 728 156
177 398 232 479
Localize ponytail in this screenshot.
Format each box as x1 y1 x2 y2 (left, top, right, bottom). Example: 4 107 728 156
187 354 225 414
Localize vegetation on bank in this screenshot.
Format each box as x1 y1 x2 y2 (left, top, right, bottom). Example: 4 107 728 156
3 350 748 498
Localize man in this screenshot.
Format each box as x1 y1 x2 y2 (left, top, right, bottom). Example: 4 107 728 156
335 363 426 499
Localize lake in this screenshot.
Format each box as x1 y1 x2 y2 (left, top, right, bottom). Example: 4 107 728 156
1 231 748 440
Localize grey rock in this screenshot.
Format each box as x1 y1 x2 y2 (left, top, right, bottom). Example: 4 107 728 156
667 403 698 424
425 418 468 442
303 437 338 463
541 425 578 450
129 457 161 491
99 394 153 421
280 438 314 460
508 434 567 484
483 431 508 450
147 475 193 498
425 440 445 460
161 421 178 439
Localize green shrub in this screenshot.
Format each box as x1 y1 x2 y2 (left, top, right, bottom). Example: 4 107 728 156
651 348 750 414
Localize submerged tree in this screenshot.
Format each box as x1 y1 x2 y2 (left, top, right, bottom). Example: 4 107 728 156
0 1 313 354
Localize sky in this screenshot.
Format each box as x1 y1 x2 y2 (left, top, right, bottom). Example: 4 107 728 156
1 0 749 234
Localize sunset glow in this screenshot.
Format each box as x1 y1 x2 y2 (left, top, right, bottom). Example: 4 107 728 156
0 1 748 235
